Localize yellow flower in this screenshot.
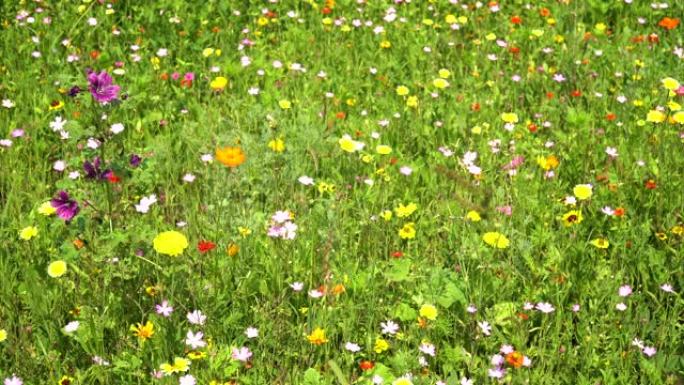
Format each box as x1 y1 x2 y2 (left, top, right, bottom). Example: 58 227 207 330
501 112 519 124
438 69 451 79
398 223 416 239
573 184 593 200
130 320 155 341
19 226 38 240
268 138 285 152
458 16 468 24
307 328 328 345
445 14 457 24
561 210 583 226
202 48 215 57
238 226 252 237
187 351 207 360
671 225 684 235
396 85 409 96
672 111 684 124
433 78 449 89
362 154 374 163
374 338 389 353
419 304 438 320
278 99 292 109
662 77 680 91
338 134 364 153
380 40 391 49
58 375 74 385
536 155 559 170
482 232 510 249
47 260 67 278
394 203 417 218
380 210 393 221
393 378 413 385
0 329 6 342
406 95 419 108
49 101 64 111
257 17 269 26
210 76 228 91
160 357 190 375
646 110 666 123
466 210 481 222
38 201 56 216
153 231 189 256
486 32 497 40
376 145 392 155
590 238 609 249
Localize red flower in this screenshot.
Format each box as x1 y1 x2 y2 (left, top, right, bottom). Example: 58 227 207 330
571 90 582 97
658 17 680 30
359 360 375 371
509 46 520 55
645 179 657 190
528 123 538 133
605 113 616 121
197 240 216 254
322 7 332 15
392 251 403 258
107 172 120 183
510 15 522 24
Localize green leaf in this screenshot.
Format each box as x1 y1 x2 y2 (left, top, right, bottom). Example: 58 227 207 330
437 282 466 308
303 368 322 385
385 259 412 282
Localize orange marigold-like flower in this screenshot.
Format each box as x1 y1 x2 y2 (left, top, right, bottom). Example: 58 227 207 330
215 146 246 168
505 351 525 368
658 17 680 30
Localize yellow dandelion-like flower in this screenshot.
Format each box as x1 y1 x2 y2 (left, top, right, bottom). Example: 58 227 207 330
153 231 189 256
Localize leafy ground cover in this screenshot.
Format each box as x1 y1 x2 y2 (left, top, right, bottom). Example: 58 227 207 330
1 1 683 384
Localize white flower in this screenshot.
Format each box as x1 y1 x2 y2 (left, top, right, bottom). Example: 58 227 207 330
536 302 555 313
156 48 168 57
87 17 97 26
616 303 627 311
187 310 206 325
478 321 491 336
179 374 196 385
53 160 66 172
290 282 304 291
50 116 67 131
381 320 399 335
87 138 101 149
200 154 213 163
110 123 124 134
2 99 15 108
298 176 314 185
248 87 261 95
344 342 361 353
135 194 157 214
63 321 80 333
185 330 206 349
245 327 259 339
182 173 196 183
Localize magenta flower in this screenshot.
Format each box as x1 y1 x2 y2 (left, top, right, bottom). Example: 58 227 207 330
87 70 120 103
51 190 79 221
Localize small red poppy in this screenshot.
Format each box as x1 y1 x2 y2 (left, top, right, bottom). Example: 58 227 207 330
107 172 120 183
645 179 657 190
528 123 538 133
510 16 522 24
605 113 616 121
571 90 582 97
359 360 375 371
392 251 403 258
197 240 216 254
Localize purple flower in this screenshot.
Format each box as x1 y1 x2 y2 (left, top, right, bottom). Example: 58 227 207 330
87 70 120 103
51 190 79 221
68 86 82 97
130 154 141 168
83 157 111 180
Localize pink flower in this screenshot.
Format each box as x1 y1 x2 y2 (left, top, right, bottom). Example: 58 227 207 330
618 285 632 297
231 346 253 362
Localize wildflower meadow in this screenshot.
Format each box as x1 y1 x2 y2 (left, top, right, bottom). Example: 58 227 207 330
2 1 684 384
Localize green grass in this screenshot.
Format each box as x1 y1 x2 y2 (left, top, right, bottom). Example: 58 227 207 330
1 1 683 384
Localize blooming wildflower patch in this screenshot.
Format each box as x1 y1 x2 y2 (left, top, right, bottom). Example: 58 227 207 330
1 2 683 385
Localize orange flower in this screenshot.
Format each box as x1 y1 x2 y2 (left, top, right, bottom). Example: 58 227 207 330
215 146 246 168
658 17 680 30
505 351 525 368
